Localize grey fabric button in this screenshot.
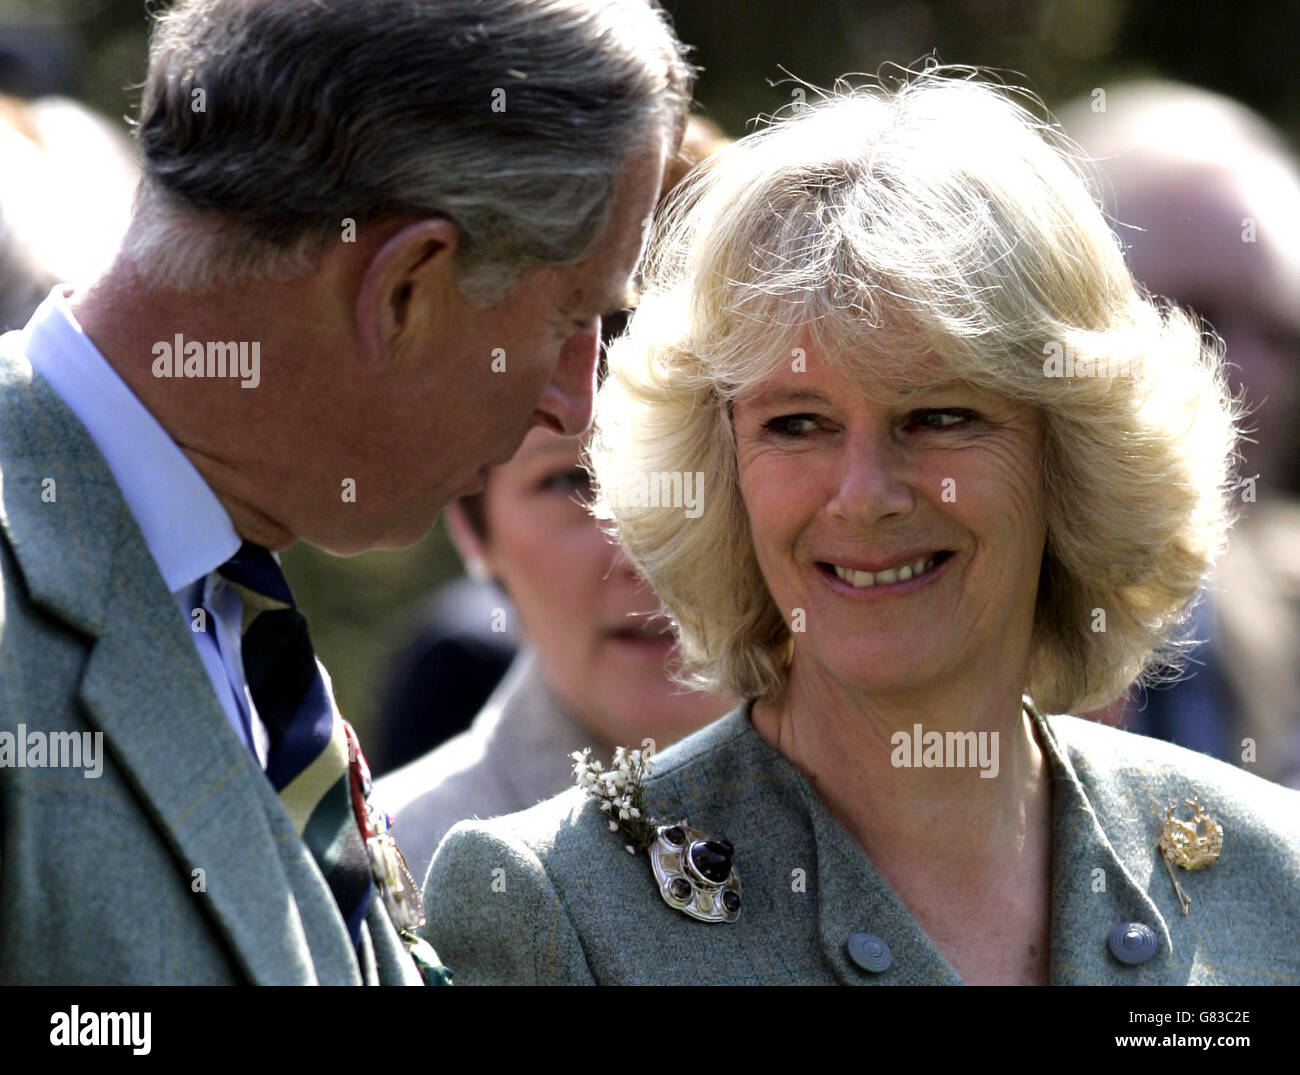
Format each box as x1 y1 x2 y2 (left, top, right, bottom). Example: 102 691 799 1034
1108 922 1158 965
847 931 892 973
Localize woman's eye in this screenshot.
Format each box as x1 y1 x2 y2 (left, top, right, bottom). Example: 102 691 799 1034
761 414 819 438
909 409 976 430
541 468 593 500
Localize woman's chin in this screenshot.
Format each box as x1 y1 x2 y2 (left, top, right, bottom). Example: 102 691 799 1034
805 642 955 696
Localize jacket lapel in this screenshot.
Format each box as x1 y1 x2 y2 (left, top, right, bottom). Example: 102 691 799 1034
722 717 964 984
792 701 1177 984
0 354 355 984
1028 703 1178 984
76 543 356 984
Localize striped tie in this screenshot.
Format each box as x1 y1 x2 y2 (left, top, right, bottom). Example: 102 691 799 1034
218 541 374 948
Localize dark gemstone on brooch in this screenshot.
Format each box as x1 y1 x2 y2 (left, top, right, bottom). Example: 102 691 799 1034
668 877 693 902
662 825 685 847
688 839 733 885
721 890 741 913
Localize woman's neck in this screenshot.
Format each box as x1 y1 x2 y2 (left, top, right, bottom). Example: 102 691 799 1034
750 664 1056 983
749 662 1051 882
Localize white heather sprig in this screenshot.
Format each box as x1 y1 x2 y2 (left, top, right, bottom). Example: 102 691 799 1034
570 746 658 852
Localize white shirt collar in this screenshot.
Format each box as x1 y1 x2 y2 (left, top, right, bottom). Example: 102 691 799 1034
20 286 241 592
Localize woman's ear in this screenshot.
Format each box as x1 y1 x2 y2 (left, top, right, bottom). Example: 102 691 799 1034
355 217 461 370
444 500 493 582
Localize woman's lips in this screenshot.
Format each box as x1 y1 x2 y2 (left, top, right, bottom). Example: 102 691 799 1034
606 626 676 652
816 549 954 597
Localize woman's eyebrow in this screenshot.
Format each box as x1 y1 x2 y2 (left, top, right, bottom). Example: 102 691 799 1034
892 377 968 401
743 387 835 408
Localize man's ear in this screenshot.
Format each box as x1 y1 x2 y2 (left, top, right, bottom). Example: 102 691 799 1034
444 500 494 582
354 217 461 370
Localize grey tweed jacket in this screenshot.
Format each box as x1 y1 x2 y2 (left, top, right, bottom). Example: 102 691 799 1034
424 700 1300 984
0 341 421 985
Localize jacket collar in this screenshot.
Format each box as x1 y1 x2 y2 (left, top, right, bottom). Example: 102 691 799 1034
479 651 605 808
687 700 1174 984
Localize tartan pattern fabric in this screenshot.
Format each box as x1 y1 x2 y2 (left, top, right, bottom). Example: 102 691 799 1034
218 541 373 948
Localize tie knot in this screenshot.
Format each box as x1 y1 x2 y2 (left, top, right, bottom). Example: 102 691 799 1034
217 541 296 608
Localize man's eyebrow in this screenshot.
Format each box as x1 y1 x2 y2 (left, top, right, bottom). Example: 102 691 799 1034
594 284 638 317
562 281 639 318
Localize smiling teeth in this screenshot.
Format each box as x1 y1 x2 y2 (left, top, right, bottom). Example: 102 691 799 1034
832 556 935 589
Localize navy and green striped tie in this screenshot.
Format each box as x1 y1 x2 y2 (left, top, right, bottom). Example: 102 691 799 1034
218 541 374 947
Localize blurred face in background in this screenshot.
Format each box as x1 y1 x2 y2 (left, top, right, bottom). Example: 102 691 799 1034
448 425 732 751
1059 84 1300 497
1121 170 1300 492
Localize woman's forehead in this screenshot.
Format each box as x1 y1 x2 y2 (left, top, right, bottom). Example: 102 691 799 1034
739 342 965 403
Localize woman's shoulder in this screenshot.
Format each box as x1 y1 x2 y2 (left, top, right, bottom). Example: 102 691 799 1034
430 704 757 866
1045 711 1300 855
422 705 786 983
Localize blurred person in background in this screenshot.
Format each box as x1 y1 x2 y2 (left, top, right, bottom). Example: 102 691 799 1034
0 93 138 328
377 116 732 882
371 577 521 775
1063 82 1300 788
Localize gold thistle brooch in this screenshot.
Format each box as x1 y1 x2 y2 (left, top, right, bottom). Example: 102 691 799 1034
1156 797 1222 916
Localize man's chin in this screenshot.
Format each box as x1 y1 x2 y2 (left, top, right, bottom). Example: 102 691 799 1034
450 467 489 499
300 508 442 556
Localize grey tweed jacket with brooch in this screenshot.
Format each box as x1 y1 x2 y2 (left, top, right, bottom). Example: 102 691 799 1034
422 700 1300 984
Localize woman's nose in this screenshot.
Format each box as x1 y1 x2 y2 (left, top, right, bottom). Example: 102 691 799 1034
826 428 916 526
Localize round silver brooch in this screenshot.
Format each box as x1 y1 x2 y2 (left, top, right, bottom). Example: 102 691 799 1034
650 820 741 923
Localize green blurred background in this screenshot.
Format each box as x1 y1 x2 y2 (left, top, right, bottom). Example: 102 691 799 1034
3 0 1296 751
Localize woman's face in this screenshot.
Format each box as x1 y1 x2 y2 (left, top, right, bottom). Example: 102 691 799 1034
732 344 1047 699
473 426 730 748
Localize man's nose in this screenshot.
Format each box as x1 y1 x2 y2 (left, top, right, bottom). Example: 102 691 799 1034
826 427 916 525
534 325 599 437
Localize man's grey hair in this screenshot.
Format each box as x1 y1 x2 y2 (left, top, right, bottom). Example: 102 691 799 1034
124 0 693 303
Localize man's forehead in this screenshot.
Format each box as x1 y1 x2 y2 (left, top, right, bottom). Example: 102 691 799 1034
556 141 667 316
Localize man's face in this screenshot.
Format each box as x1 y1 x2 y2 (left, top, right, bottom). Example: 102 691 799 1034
308 140 666 553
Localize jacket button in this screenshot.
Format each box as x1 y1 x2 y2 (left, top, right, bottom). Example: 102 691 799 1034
1108 922 1158 965
847 931 892 973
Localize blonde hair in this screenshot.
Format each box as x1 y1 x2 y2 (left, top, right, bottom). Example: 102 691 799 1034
587 67 1242 714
